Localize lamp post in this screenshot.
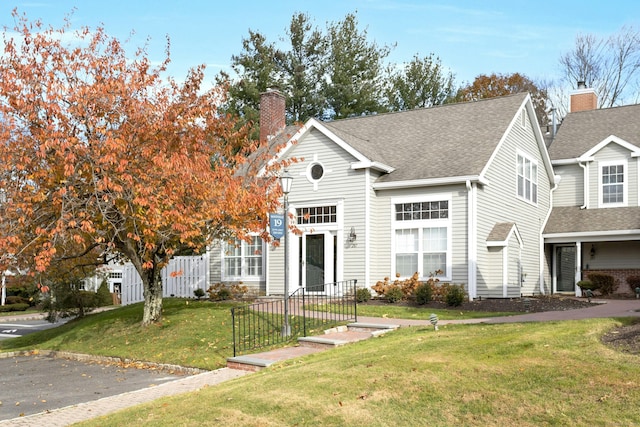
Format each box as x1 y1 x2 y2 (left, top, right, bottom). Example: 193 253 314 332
279 170 293 336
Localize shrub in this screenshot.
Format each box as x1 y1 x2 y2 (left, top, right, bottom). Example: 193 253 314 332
207 283 249 301
444 284 466 307
96 280 113 306
626 276 640 293
0 303 29 312
587 273 616 295
372 272 420 300
415 283 433 305
385 286 404 303
355 287 372 303
193 288 206 300
5 295 29 305
577 280 598 291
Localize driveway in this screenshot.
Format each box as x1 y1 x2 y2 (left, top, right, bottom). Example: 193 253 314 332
0 353 182 421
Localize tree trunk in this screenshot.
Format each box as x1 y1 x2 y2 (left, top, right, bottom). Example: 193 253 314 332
141 265 163 326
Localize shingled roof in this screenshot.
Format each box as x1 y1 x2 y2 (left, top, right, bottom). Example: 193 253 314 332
321 93 530 183
544 206 640 235
547 103 640 161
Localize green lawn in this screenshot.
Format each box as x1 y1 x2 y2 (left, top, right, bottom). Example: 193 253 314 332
2 299 639 426
0 299 240 370
75 318 640 427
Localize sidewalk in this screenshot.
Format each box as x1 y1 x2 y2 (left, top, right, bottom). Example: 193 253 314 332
1 299 638 426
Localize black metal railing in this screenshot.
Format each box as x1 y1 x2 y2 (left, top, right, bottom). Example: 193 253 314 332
230 279 358 356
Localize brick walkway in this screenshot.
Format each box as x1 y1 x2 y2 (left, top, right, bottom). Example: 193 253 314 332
1 298 638 426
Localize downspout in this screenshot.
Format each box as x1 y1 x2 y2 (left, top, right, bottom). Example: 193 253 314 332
578 160 588 209
540 176 559 295
365 168 371 290
466 180 477 300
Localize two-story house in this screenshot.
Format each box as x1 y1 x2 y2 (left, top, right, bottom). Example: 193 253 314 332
210 90 556 299
544 84 640 295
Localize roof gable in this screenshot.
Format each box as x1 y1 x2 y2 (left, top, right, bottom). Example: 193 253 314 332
548 103 640 161
480 94 556 187
578 135 640 161
486 222 523 247
271 93 555 187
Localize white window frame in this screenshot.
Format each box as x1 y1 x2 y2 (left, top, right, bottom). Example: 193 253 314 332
516 151 538 205
599 160 627 208
221 236 264 280
391 194 452 281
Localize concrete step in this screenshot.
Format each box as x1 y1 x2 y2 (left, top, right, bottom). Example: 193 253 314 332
227 323 400 370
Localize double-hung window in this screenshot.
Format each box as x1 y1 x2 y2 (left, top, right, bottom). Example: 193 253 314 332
392 196 451 279
222 236 264 279
517 152 538 204
600 161 627 207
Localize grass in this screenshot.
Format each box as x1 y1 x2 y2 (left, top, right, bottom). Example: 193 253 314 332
73 317 640 427
354 304 517 320
0 299 240 370
3 298 639 426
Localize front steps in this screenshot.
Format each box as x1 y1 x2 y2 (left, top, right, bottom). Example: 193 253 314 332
227 322 399 371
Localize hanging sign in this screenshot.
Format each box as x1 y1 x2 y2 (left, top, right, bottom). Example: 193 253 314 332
270 213 285 239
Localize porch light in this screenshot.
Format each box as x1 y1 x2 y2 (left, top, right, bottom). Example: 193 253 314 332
590 244 596 258
348 227 357 242
279 170 293 195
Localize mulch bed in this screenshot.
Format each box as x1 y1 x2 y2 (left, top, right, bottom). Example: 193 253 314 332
363 295 640 355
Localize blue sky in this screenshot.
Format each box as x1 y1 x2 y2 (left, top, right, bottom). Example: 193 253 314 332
2 1 639 88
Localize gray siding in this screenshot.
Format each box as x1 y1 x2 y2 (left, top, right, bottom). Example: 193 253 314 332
554 164 583 207
477 106 551 297
583 241 640 269
372 184 468 285
267 128 367 294
590 143 638 208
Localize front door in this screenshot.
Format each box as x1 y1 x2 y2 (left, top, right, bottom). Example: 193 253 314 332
299 232 336 292
555 245 576 293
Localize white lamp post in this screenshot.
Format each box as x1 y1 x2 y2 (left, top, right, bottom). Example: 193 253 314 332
279 170 293 336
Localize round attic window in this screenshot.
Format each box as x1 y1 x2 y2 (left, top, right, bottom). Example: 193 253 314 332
309 163 324 181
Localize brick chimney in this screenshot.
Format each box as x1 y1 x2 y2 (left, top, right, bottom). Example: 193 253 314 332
570 81 598 112
260 88 286 142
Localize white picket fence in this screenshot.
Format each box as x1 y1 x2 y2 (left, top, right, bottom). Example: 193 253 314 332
121 255 209 306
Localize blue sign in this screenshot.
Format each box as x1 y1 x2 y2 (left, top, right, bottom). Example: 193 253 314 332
270 213 285 239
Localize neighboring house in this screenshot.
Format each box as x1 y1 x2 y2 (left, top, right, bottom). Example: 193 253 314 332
544 83 640 295
210 90 557 299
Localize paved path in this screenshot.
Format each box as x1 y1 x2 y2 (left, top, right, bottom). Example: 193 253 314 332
1 298 638 426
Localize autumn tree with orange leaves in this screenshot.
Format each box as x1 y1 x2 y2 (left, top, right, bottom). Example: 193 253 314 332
456 73 548 126
0 11 284 325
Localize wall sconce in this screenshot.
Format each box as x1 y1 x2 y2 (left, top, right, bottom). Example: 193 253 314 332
348 227 357 243
590 244 596 258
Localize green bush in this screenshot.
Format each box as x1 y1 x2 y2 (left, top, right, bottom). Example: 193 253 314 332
415 283 433 305
626 276 640 293
0 303 29 312
587 273 616 295
577 280 598 291
444 284 466 307
385 286 404 303
193 288 206 300
355 287 372 303
5 295 29 305
96 281 113 306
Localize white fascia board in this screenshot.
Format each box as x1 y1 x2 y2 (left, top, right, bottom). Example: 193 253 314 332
373 175 485 190
310 119 373 163
544 229 640 243
581 135 640 159
351 161 395 173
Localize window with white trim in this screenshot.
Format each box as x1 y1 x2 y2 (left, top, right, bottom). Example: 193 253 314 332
517 152 538 204
600 161 627 207
222 236 263 279
393 197 451 279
